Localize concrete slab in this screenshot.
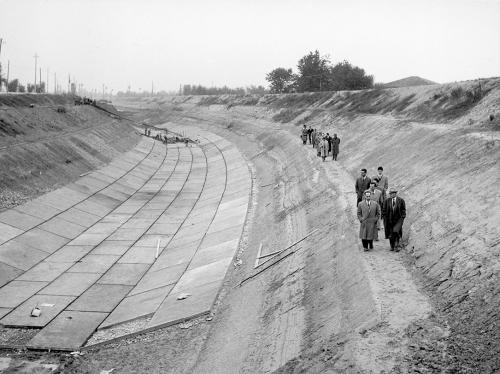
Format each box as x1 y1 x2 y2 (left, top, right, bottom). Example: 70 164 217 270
67 284 132 312
68 255 119 273
68 232 108 246
148 245 197 272
28 311 108 351
0 308 11 319
190 239 239 268
100 213 132 224
120 218 157 229
45 245 94 263
202 226 243 249
0 281 49 308
0 262 23 288
84 222 121 235
147 280 221 330
74 200 112 217
107 228 146 241
100 285 173 329
147 223 182 235
0 295 75 328
129 264 186 296
17 262 73 282
39 218 87 240
38 272 101 296
175 257 232 292
0 222 23 245
15 228 70 254
0 240 48 271
97 263 149 286
90 241 134 256
0 210 44 231
118 245 158 264
57 208 101 227
14 201 62 220
134 234 172 248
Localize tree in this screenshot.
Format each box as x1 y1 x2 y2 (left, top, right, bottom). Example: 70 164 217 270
295 50 331 92
7 79 19 92
329 60 373 90
266 67 295 93
18 83 26 93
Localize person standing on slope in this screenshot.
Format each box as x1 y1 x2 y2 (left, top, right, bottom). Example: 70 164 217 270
357 190 381 251
331 133 340 161
319 137 328 161
382 187 406 251
301 125 308 145
374 166 389 201
355 169 371 206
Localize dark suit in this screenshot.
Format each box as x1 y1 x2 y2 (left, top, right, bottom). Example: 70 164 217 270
355 176 371 205
382 196 406 250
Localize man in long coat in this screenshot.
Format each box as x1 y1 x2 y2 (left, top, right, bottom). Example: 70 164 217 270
357 190 380 251
331 133 340 160
382 187 406 251
301 125 308 145
374 166 389 201
355 169 371 206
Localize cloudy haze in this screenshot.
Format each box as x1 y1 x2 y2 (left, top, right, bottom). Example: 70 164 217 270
0 0 499 94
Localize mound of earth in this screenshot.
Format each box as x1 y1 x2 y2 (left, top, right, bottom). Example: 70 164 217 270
382 76 437 88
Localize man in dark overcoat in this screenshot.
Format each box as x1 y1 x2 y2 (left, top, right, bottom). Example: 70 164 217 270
331 133 340 160
357 190 380 251
382 187 406 251
355 168 371 206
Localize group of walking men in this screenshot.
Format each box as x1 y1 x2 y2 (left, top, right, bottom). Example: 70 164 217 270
355 167 406 252
300 125 406 252
301 125 340 161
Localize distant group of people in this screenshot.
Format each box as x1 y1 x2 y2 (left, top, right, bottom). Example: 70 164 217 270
301 125 340 161
355 167 406 252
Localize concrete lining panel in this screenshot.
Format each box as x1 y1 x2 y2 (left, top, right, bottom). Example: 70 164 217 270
67 284 133 313
38 272 101 297
0 281 49 308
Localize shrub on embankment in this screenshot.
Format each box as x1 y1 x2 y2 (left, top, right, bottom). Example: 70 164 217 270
0 94 140 210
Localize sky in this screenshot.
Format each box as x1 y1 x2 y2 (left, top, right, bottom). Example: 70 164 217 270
0 0 499 94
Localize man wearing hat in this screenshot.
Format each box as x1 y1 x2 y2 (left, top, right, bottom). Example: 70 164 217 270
382 187 406 251
357 189 381 251
355 169 371 206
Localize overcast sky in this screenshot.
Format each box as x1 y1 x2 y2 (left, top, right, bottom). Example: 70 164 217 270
0 0 499 94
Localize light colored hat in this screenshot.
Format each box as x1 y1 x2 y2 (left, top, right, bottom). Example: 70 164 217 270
389 187 398 193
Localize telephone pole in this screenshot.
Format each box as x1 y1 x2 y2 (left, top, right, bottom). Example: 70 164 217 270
34 53 39 92
46 68 49 94
6 60 9 91
54 72 57 94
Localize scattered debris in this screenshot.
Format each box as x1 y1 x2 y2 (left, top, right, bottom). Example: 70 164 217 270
70 351 84 357
40 303 55 307
100 369 115 374
260 183 273 187
254 242 263 268
179 322 193 329
177 293 191 300
79 171 91 177
206 315 214 321
256 229 319 264
31 307 41 317
234 259 243 267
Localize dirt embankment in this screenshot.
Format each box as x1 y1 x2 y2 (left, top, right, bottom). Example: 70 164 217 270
114 78 499 372
0 94 140 210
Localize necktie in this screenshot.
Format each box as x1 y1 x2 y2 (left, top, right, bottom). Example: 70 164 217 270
392 199 395 210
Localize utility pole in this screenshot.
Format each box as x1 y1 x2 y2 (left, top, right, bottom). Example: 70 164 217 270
151 80 153 96
46 68 49 94
6 60 9 92
39 67 41 93
34 53 39 93
54 72 57 94
0 39 4 92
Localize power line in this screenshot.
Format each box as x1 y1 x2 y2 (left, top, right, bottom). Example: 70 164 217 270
33 53 39 92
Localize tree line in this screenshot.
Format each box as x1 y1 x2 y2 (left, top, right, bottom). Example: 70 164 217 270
266 50 374 93
181 84 268 96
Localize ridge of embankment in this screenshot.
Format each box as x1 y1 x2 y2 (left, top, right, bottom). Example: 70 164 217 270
116 78 500 372
0 94 140 210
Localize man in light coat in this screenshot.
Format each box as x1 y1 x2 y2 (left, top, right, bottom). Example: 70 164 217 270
357 190 381 251
331 133 340 160
374 166 389 201
382 187 406 251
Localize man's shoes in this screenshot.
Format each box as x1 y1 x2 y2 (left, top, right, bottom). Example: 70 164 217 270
390 247 395 251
